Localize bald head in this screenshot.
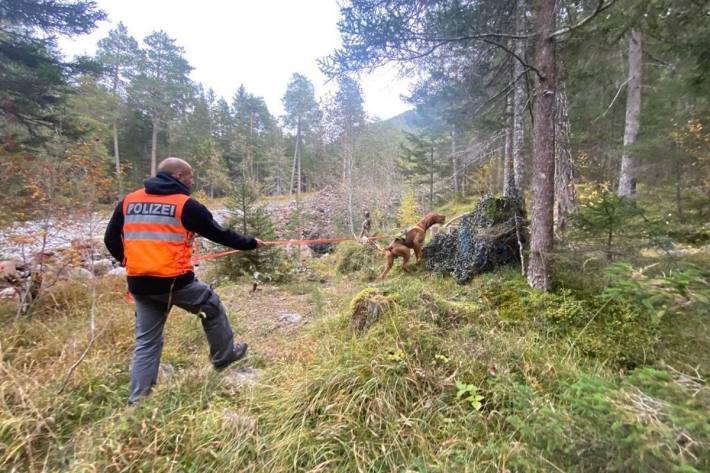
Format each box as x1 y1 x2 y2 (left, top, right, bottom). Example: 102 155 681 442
158 157 191 175
158 157 194 189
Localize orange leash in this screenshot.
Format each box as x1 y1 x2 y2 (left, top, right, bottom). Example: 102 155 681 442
125 235 385 304
193 235 385 263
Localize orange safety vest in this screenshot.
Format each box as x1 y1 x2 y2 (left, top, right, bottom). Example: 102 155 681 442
122 189 194 277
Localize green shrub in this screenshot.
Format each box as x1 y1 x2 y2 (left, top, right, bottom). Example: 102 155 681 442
213 180 291 284
571 190 681 260
334 241 380 278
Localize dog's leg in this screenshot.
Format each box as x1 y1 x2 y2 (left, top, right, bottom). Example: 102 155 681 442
380 250 395 279
401 250 411 273
412 241 422 263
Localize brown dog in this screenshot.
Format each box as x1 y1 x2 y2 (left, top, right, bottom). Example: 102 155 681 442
380 212 446 279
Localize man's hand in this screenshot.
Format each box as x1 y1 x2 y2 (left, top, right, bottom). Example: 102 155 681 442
255 238 266 248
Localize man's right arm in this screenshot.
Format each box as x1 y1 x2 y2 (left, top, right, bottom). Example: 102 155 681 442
104 201 125 263
182 199 258 250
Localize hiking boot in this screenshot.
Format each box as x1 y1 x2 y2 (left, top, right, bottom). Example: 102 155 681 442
214 342 248 370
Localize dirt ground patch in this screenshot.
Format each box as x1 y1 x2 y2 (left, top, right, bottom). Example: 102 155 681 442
217 276 357 366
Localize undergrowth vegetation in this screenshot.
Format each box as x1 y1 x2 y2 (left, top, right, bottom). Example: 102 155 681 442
334 241 382 279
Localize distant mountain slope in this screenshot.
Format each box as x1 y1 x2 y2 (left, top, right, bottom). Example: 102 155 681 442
378 109 417 131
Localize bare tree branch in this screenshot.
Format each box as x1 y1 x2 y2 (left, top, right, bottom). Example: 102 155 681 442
470 68 532 119
481 37 542 80
592 77 630 122
549 0 617 38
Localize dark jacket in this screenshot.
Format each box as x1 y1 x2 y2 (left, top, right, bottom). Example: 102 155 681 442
104 172 257 294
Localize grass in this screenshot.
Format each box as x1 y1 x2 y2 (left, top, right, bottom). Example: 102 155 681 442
1 239 708 471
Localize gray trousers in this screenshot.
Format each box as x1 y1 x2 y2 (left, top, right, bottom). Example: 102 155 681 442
129 280 235 403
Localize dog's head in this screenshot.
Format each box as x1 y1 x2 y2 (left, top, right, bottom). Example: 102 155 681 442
424 213 446 226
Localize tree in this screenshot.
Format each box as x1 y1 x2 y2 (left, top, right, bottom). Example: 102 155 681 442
511 0 528 197
129 31 193 176
526 0 557 291
96 22 139 194
503 91 515 197
554 78 578 231
0 0 105 140
198 138 231 197
617 29 642 197
328 76 366 232
282 73 319 197
232 85 276 184
398 187 419 226
574 190 644 261
399 130 445 212
220 180 281 281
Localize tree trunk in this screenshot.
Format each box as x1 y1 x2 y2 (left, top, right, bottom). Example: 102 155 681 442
113 121 122 195
296 138 302 245
618 29 642 197
241 186 248 235
429 147 434 211
347 139 354 234
342 141 348 186
289 120 300 196
451 127 459 196
554 78 577 231
249 111 254 181
498 147 505 194
675 156 683 220
110 65 122 195
297 139 302 197
512 0 527 196
503 92 515 197
150 117 158 176
527 0 557 291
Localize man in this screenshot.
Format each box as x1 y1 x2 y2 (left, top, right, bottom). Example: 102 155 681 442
104 157 263 404
359 210 372 239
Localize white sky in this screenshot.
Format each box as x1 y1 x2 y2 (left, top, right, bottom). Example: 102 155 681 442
58 0 413 120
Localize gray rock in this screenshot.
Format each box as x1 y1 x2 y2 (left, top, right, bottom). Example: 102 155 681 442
0 260 18 279
107 267 126 276
67 267 94 280
223 366 261 388
278 312 303 324
0 287 17 299
90 259 114 276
